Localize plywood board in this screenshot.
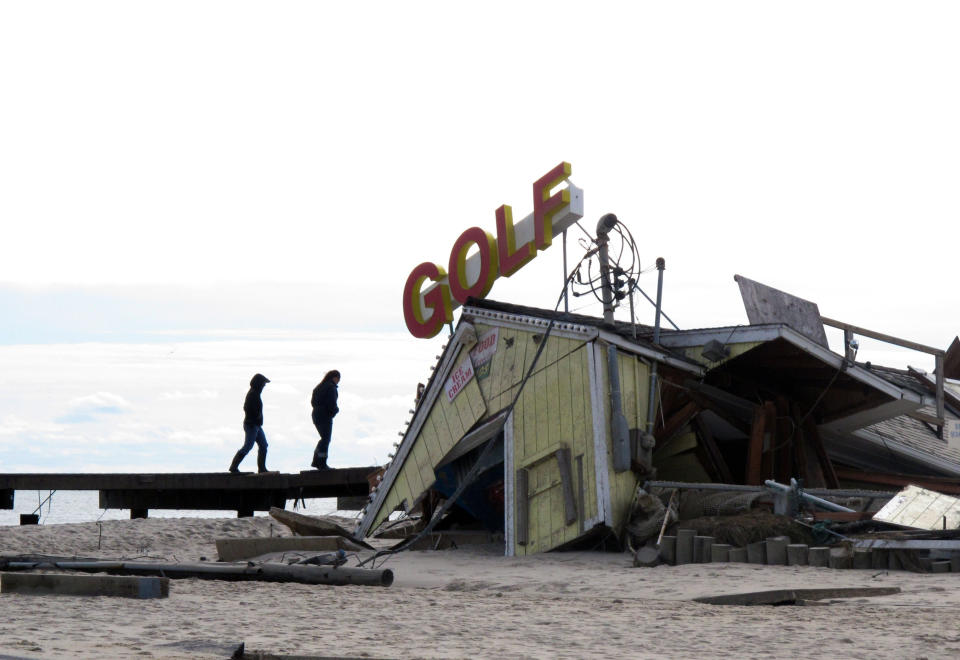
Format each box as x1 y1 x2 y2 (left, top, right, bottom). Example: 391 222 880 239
873 485 960 530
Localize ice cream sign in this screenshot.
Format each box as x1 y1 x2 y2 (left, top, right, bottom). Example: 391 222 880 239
403 162 584 339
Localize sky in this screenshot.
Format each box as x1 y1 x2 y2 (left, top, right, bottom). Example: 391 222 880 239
1 2 958 476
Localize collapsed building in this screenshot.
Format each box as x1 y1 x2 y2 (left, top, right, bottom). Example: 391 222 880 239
359 276 958 554
355 275 960 555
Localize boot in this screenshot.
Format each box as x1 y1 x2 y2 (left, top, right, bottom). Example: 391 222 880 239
257 448 268 474
311 453 329 470
228 451 244 474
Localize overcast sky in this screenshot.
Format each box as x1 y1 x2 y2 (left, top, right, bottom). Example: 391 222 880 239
1 2 958 475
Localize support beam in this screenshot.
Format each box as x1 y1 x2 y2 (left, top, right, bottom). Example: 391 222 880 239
804 416 839 489
692 414 733 483
746 402 773 485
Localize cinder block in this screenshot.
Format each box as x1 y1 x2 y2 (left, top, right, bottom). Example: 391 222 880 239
658 536 676 565
1 572 168 599
215 536 363 561
711 544 731 563
765 536 788 565
676 529 695 565
808 547 830 567
787 544 808 566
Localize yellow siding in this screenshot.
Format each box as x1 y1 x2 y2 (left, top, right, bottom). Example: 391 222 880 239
512 332 596 555
607 350 646 531
369 347 487 532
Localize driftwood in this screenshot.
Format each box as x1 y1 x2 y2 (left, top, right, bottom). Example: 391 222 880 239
0 556 392 587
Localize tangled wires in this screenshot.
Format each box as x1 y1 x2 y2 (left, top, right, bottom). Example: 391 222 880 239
570 218 643 310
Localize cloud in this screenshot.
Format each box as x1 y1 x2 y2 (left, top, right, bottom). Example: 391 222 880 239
159 389 219 401
56 392 132 423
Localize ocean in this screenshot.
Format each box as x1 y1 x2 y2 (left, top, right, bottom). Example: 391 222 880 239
1 489 342 526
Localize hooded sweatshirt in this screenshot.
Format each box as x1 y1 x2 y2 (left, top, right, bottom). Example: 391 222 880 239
243 374 269 426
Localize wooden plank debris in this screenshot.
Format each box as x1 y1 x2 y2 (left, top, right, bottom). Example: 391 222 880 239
694 586 900 606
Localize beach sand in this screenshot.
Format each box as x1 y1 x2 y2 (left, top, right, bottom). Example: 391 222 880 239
2 516 960 659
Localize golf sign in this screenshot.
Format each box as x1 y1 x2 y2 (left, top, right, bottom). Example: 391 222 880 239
403 162 584 338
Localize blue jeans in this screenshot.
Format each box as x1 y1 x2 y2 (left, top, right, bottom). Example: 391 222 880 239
312 416 332 465
239 423 268 460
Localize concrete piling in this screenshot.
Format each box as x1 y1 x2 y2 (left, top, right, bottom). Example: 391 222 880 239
695 536 714 563
786 544 808 566
728 547 748 563
853 548 872 569
711 544 732 563
747 541 767 565
658 536 676 565
676 529 695 565
808 547 830 567
765 536 789 565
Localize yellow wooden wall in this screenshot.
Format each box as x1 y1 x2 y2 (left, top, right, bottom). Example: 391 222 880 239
607 350 649 528
369 347 487 532
508 328 597 555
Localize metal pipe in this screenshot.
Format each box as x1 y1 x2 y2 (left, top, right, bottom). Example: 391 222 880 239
645 259 666 440
764 479 854 513
562 229 569 313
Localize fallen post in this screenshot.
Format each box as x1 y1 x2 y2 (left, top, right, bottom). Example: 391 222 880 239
2 558 393 587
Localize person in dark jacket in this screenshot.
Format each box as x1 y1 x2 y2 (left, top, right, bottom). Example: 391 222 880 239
310 369 340 469
229 373 271 473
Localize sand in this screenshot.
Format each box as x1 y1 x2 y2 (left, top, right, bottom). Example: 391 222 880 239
2 517 960 659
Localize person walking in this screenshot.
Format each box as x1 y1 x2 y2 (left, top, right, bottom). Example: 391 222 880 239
310 369 340 469
229 373 271 473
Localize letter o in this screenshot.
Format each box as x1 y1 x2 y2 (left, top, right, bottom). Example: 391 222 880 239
448 227 499 305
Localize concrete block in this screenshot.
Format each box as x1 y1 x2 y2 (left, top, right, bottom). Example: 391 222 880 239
215 535 364 561
787 544 808 566
711 543 731 563
1 572 168 598
728 547 747 563
765 536 789 566
932 560 952 574
853 548 872 569
808 547 830 568
658 536 676 565
747 541 767 565
676 529 695 565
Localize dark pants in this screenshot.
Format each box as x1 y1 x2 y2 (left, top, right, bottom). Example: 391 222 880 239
312 415 333 465
239 423 268 465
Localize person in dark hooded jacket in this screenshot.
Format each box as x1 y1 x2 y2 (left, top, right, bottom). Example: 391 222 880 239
229 373 271 473
310 369 340 469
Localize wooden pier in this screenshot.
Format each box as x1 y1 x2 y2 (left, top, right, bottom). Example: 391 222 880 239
0 467 377 518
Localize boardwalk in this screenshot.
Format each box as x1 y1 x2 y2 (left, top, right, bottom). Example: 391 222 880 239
0 467 377 518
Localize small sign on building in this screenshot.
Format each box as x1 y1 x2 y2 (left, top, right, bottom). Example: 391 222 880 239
470 328 499 380
445 358 475 403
